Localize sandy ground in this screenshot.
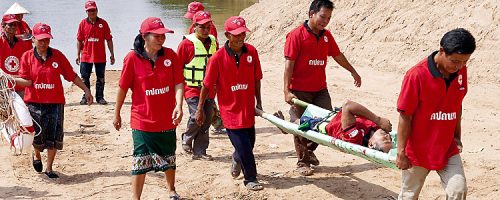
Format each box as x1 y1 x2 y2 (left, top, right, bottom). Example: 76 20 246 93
1 0 500 199
0 63 499 199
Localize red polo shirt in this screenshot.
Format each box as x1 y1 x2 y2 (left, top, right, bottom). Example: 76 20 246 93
19 48 77 104
0 34 32 90
188 22 218 40
397 51 466 170
119 47 184 132
284 21 341 92
176 37 217 99
203 42 263 129
77 17 112 63
326 111 379 146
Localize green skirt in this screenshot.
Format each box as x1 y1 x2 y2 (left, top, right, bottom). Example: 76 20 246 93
131 129 177 175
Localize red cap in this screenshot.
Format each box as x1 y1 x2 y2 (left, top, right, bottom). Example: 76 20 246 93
193 11 212 25
85 1 97 11
2 14 18 24
184 1 204 19
140 17 174 35
32 23 53 40
224 16 250 35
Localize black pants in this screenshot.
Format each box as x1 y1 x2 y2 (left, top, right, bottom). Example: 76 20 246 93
227 126 257 185
80 62 106 100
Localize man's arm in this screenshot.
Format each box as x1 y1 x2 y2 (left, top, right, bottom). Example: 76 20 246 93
333 53 361 87
14 77 32 87
340 100 392 132
106 39 115 65
255 80 262 112
76 40 83 65
172 82 184 125
396 113 412 170
454 107 463 152
195 86 210 125
283 59 297 104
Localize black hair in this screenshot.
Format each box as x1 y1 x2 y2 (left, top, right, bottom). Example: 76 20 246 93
309 0 334 15
133 33 152 53
440 28 476 55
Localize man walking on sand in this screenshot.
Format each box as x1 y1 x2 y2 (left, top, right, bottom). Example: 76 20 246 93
76 0 115 105
283 0 361 176
177 11 218 160
396 28 475 200
195 16 264 191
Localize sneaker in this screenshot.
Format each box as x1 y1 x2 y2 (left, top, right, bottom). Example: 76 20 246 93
79 98 87 105
97 98 108 105
192 154 213 161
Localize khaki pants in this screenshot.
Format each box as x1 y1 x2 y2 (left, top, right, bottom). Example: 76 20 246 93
290 89 332 166
398 154 467 200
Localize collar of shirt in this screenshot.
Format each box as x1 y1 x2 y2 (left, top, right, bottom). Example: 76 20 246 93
86 16 101 24
134 46 165 69
303 20 325 40
224 40 248 66
427 51 458 88
34 47 53 63
428 51 459 79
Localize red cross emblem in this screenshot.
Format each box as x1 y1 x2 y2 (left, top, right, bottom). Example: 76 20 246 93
4 56 19 72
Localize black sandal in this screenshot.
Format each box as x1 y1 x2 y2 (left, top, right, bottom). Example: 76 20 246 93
44 171 59 179
32 155 43 173
169 194 181 200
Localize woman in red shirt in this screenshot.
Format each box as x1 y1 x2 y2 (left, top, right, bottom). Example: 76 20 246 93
113 17 184 200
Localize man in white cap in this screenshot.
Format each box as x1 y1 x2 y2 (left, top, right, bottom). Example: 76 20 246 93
4 2 32 40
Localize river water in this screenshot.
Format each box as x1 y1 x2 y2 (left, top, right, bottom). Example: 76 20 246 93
0 0 258 70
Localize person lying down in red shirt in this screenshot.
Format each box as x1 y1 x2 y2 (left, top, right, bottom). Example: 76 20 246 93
274 100 393 153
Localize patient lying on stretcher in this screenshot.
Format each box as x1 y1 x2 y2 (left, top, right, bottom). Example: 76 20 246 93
275 100 393 153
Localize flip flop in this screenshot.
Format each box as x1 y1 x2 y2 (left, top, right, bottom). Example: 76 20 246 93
44 171 59 179
245 181 264 191
231 157 241 178
297 166 314 176
32 155 43 173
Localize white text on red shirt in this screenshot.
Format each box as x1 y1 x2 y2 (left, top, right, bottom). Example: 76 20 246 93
430 111 457 121
145 86 170 96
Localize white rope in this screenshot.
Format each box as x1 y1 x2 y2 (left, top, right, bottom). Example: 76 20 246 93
0 70 41 153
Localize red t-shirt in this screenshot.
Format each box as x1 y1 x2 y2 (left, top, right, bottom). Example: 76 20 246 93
284 21 341 92
77 17 112 63
188 21 218 40
203 43 263 129
397 51 466 170
119 47 184 132
19 48 77 104
325 110 379 145
176 37 216 99
0 35 32 90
